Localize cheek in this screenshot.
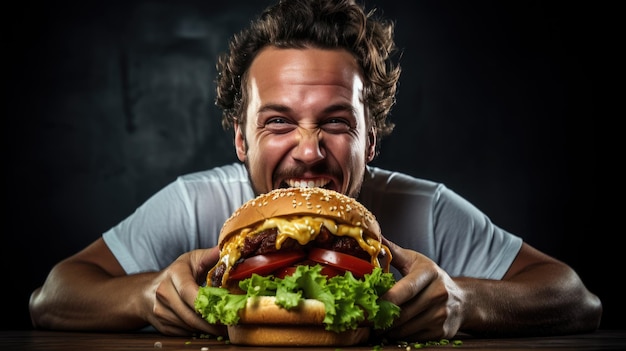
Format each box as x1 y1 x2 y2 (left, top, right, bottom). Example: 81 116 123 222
262 134 294 155
248 134 292 164
328 137 365 164
264 135 293 149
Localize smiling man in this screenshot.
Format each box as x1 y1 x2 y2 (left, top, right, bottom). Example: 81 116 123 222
236 47 372 197
30 0 601 342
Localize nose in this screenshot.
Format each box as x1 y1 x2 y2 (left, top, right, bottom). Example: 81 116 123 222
292 127 325 164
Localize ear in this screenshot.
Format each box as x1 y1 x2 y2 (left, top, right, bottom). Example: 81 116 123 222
234 123 247 162
366 128 376 162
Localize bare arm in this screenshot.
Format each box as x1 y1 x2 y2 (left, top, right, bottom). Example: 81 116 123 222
459 243 602 336
381 240 602 340
29 238 226 336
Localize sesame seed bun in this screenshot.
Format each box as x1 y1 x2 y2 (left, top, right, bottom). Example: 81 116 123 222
218 187 381 247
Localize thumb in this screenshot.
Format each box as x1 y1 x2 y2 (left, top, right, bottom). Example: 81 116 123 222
382 236 414 276
191 246 220 285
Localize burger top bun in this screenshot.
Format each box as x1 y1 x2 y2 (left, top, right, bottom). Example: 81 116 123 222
218 187 381 247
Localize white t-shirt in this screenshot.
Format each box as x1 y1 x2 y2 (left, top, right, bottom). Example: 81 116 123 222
103 162 522 280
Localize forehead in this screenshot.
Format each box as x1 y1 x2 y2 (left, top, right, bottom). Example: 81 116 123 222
247 46 363 93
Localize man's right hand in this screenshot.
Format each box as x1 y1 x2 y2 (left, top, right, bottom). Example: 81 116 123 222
145 247 227 336
29 238 226 336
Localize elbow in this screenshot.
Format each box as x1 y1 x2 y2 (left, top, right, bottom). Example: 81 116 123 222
548 267 603 334
562 270 603 333
562 277 603 333
29 287 45 329
29 286 60 331
582 292 603 332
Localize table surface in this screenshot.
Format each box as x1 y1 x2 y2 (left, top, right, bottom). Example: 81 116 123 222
1 329 626 350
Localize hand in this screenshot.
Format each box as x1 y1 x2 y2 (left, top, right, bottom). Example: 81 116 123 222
144 247 228 336
379 238 464 341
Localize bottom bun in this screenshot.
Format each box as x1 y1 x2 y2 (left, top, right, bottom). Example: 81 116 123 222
227 324 370 346
227 296 370 346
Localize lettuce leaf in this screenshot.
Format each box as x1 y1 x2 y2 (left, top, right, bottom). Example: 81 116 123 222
194 286 247 325
194 265 400 332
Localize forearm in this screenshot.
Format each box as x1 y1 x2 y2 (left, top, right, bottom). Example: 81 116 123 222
30 260 156 332
458 262 602 336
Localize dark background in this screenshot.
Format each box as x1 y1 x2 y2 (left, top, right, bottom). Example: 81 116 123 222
3 0 611 331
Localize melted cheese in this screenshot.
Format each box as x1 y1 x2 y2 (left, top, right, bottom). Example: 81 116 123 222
218 216 390 286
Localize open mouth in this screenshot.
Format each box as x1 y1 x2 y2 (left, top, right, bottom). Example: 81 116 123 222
283 178 331 189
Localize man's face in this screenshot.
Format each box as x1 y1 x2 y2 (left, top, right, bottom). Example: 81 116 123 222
234 47 375 197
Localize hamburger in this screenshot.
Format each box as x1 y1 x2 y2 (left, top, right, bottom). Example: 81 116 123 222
194 187 400 346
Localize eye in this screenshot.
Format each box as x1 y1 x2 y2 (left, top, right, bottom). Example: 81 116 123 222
321 118 352 133
264 117 297 133
266 117 287 124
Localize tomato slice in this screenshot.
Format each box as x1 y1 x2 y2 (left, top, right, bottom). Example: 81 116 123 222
228 251 306 280
307 247 375 278
274 265 343 279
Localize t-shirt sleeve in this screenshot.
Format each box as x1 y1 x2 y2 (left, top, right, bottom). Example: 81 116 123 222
432 185 523 279
102 164 253 274
360 166 522 281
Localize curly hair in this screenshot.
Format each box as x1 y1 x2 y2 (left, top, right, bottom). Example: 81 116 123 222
216 0 401 146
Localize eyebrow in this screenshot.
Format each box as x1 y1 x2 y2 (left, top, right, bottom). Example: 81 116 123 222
258 103 356 115
258 103 291 114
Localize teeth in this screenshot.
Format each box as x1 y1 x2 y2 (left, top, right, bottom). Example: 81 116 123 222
286 179 330 188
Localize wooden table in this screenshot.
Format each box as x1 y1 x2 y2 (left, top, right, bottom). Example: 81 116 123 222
1 330 625 350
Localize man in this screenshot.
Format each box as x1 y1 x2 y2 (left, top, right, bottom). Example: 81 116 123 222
29 0 601 341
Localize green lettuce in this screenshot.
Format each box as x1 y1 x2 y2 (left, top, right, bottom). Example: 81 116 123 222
194 265 400 333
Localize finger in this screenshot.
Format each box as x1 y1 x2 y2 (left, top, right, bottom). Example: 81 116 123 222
151 254 204 332
386 318 445 342
156 281 224 337
158 322 195 336
178 249 220 306
388 284 447 332
153 279 194 334
171 249 229 336
191 247 220 284
382 237 414 276
381 241 430 301
192 317 229 337
175 282 221 334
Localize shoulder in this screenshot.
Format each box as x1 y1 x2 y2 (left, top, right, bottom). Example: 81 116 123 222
361 165 445 198
178 162 249 183
358 166 448 229
361 165 484 216
172 162 254 210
